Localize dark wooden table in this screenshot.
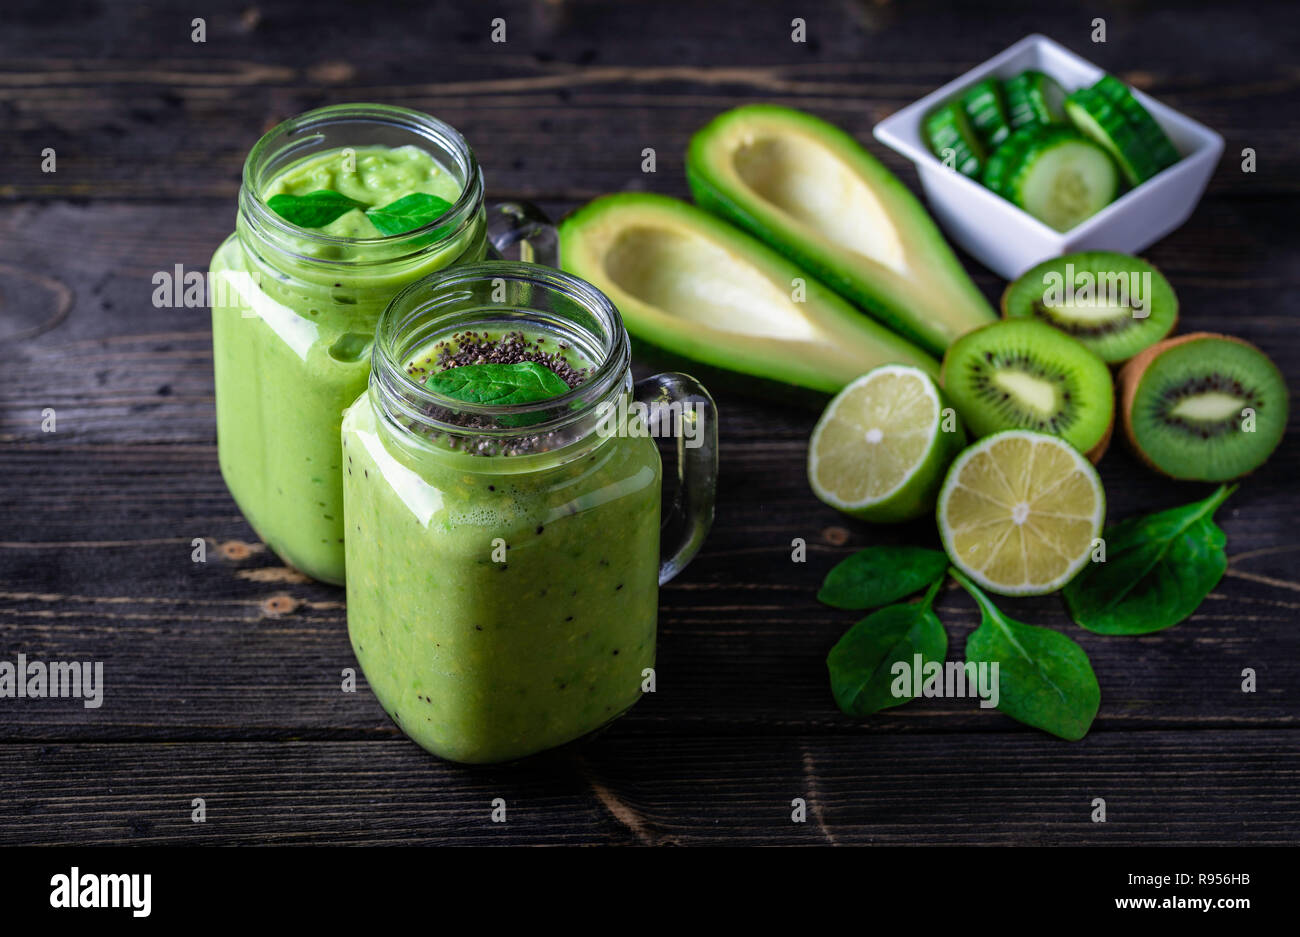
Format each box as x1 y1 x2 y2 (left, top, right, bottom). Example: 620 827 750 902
1 0 1296 846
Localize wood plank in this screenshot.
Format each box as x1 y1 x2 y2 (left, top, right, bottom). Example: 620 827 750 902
1 430 1297 736
0 732 1294 845
1 0 1298 202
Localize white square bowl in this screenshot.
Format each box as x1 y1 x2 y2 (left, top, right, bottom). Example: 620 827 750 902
873 33 1224 280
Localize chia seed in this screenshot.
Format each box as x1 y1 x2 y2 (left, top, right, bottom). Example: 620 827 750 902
432 329 589 387
403 329 598 457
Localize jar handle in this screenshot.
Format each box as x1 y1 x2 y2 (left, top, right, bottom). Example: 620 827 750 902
487 200 560 267
634 373 718 585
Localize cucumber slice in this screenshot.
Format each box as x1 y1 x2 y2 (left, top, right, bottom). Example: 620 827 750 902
923 102 985 177
1064 87 1167 186
1003 70 1067 129
960 78 1012 150
983 126 1118 232
1090 75 1180 171
981 125 1043 198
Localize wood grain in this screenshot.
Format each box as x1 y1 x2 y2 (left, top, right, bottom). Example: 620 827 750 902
1 733 1295 845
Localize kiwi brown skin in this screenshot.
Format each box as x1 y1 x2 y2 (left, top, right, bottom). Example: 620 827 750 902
1118 331 1269 479
1086 411 1114 464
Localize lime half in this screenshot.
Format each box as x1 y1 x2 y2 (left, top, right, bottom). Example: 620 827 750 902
809 365 965 523
938 430 1105 595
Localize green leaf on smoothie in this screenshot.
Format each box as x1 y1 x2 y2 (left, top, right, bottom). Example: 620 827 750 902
427 361 571 406
366 193 455 236
266 189 368 228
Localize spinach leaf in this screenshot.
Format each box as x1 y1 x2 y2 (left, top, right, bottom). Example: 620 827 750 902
365 192 455 236
266 189 454 236
827 579 948 716
818 545 950 609
1062 484 1236 635
266 189 368 228
954 569 1100 741
426 361 570 406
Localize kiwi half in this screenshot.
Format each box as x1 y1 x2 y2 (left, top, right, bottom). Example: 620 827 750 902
1002 251 1178 364
941 318 1114 461
1119 332 1288 481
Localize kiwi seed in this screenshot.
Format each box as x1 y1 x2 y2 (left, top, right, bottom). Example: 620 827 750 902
941 318 1115 462
1001 251 1178 364
1119 332 1288 481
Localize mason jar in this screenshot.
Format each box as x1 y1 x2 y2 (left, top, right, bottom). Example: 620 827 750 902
210 104 553 584
341 262 718 763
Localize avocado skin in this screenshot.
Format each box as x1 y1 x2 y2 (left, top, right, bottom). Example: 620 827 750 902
686 104 996 356
558 192 940 398
627 335 833 410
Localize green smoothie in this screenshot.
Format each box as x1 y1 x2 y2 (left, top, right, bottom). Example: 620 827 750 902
341 331 662 764
211 142 486 584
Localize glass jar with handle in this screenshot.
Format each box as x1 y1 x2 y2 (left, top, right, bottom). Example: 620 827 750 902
342 261 718 763
210 103 555 584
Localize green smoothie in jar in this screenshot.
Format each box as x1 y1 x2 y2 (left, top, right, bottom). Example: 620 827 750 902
343 263 718 764
210 105 489 585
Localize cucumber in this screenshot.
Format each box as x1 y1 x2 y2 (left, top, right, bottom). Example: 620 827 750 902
982 125 1043 198
960 78 1012 149
982 125 1118 232
1090 75 1180 171
1064 87 1168 186
923 102 985 177
1003 70 1067 129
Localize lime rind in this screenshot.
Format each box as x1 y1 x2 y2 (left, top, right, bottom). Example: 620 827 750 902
937 429 1106 596
809 364 964 523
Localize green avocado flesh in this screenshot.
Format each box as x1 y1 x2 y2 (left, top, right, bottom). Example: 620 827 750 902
558 193 939 395
686 104 996 355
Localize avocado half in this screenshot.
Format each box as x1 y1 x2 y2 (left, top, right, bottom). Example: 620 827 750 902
558 193 939 396
686 104 996 356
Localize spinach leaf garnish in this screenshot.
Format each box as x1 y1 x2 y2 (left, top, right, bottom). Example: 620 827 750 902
364 193 455 236
266 189 368 228
426 362 570 406
267 189 454 236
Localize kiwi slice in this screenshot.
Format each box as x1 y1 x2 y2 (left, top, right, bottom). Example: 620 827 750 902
941 318 1115 461
1002 252 1177 364
1119 332 1288 481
